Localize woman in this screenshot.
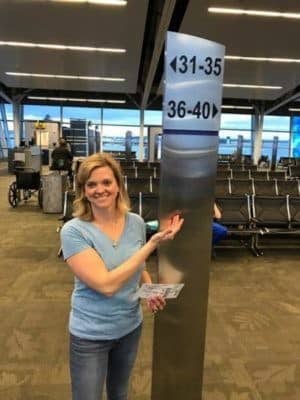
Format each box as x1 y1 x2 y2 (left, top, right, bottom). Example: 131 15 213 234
60 153 183 400
212 203 228 245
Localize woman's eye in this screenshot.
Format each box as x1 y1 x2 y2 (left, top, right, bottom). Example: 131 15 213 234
86 182 96 188
103 180 112 186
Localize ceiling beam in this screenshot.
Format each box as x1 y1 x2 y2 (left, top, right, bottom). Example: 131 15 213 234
264 85 300 115
140 0 177 109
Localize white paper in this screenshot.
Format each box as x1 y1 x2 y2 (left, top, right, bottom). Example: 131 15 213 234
133 283 184 300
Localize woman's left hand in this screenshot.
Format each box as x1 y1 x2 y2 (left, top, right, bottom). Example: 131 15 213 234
146 294 166 314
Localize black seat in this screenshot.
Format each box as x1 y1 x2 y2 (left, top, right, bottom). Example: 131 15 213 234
289 196 300 227
126 177 151 195
216 170 232 179
141 194 159 222
289 166 300 178
129 193 141 216
231 170 251 180
230 179 254 196
276 180 300 196
215 179 230 196
136 168 154 178
253 180 277 196
268 171 286 180
251 195 289 228
215 195 252 227
251 171 269 180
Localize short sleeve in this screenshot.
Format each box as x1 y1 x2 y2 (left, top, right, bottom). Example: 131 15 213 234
60 222 92 260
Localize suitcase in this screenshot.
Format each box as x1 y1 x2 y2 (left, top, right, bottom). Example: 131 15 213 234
42 172 67 213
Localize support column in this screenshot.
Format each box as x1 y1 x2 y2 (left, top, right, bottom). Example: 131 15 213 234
252 110 264 165
151 32 225 400
12 100 22 147
139 108 144 161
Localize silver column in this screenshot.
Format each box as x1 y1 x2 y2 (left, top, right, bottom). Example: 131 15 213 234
151 32 225 400
236 134 244 162
271 136 279 171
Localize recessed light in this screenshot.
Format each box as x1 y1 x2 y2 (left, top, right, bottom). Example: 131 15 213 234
226 55 300 63
6 72 125 82
208 7 300 19
50 0 127 5
223 83 282 90
222 105 253 110
27 96 126 104
0 41 126 53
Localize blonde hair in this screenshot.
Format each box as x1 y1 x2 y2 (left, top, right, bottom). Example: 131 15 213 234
73 153 130 221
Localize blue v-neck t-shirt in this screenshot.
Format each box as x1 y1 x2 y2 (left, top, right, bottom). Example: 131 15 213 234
60 212 146 340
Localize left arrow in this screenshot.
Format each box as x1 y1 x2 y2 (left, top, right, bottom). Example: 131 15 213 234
170 57 177 72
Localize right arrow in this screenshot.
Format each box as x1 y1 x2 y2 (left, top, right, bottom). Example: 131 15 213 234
212 103 218 118
170 57 177 72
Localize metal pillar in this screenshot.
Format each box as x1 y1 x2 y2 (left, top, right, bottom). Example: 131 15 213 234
139 108 145 161
236 134 244 161
252 111 264 165
271 136 279 170
151 32 225 400
125 130 132 160
12 100 22 147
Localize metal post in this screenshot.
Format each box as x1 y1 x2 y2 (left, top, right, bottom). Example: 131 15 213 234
151 32 225 400
271 136 279 171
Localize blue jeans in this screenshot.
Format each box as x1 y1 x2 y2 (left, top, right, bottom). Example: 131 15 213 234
69 324 142 400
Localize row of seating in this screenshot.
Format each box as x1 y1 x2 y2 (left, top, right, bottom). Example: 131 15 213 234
217 170 288 180
124 176 159 195
122 167 160 178
215 194 300 254
216 195 300 228
216 178 300 197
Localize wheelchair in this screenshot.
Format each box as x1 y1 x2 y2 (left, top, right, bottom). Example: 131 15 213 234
8 168 42 208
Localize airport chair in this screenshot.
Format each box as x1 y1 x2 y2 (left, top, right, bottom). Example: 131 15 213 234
289 166 300 178
268 170 287 180
230 179 254 196
126 177 151 195
122 167 137 178
231 170 251 180
217 163 230 171
215 179 230 197
216 170 232 179
136 168 154 178
215 195 260 255
141 193 159 222
251 170 269 180
276 179 300 196
216 195 252 227
253 180 277 196
129 193 142 216
288 196 300 228
251 195 289 228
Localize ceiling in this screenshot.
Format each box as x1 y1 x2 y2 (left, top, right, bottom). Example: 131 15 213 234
1 0 300 113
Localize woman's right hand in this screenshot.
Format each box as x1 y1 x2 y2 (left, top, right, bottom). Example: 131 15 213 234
149 213 184 246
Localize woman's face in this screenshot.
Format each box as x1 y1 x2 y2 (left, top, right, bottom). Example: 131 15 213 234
84 166 120 212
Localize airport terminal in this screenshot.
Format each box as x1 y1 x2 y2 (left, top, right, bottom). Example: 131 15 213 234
0 1 299 399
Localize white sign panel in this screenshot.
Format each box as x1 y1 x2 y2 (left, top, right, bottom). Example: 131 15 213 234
163 31 225 132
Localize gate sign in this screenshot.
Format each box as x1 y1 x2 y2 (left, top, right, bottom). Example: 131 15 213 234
163 31 225 134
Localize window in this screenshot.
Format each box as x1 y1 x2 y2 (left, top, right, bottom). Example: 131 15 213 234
262 116 290 160
219 114 252 155
103 108 140 125
63 106 100 124
144 110 162 126
23 105 60 121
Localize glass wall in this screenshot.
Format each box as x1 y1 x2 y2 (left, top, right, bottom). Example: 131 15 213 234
3 103 296 161
23 105 61 121
219 114 252 155
262 116 290 160
290 116 300 157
